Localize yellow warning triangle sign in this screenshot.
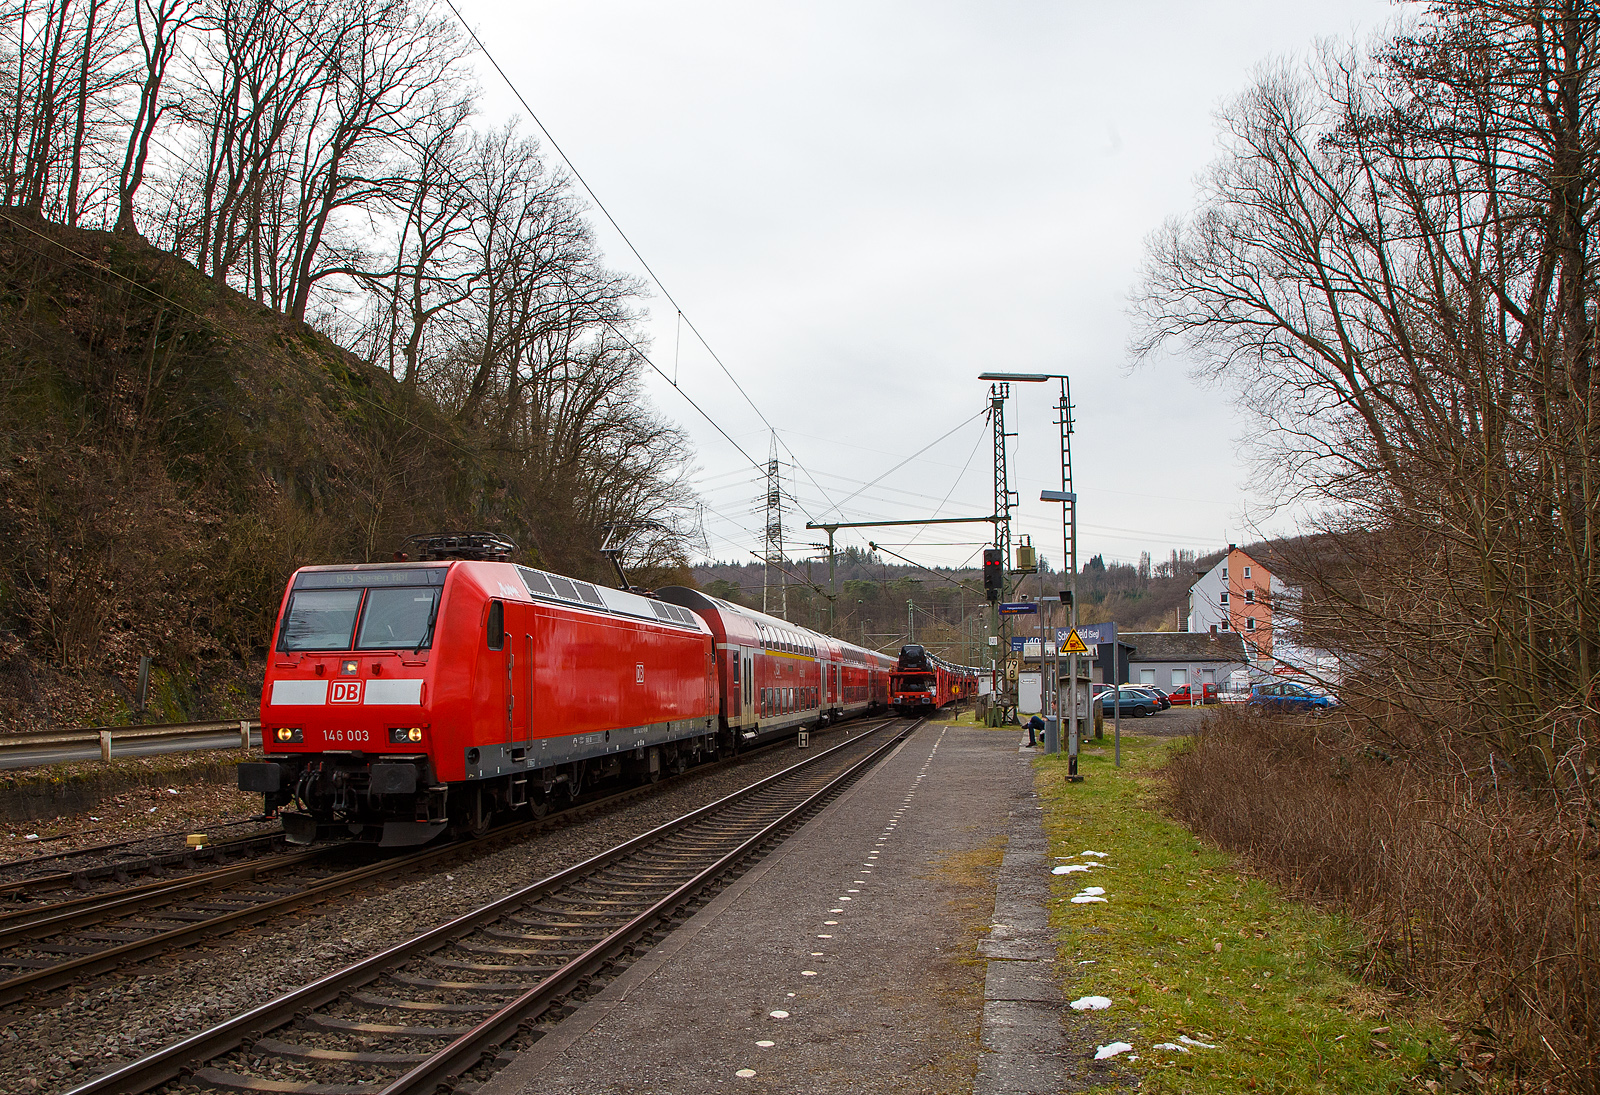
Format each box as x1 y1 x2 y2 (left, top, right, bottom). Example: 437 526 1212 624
1062 628 1089 655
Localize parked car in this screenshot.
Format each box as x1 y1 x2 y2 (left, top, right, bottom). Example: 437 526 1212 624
1248 681 1337 716
1147 687 1173 710
1168 683 1219 706
1098 686 1162 718
1091 683 1115 698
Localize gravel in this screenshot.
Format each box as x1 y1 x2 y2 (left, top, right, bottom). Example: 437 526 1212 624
0 722 890 1094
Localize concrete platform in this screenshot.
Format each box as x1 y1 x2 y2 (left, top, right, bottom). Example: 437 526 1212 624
479 724 1109 1094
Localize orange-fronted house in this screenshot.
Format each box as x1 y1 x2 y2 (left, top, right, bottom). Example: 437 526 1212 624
1185 544 1276 659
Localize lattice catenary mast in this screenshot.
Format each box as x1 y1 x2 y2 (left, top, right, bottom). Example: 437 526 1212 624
761 434 787 619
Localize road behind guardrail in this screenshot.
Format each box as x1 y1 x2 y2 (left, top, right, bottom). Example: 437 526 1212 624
0 721 262 770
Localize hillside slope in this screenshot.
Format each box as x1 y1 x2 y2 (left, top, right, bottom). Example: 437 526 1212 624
0 214 639 731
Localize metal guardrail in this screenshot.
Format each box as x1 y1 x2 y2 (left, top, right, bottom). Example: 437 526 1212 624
0 720 262 764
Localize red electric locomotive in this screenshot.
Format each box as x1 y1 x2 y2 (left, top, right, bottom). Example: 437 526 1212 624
239 537 719 846
239 537 901 846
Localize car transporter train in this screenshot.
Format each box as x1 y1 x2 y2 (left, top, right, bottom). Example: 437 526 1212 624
237 535 978 847
888 644 982 716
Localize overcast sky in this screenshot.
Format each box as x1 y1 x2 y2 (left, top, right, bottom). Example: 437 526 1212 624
462 0 1405 572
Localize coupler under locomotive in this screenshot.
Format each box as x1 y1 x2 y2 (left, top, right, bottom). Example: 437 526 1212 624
239 753 451 847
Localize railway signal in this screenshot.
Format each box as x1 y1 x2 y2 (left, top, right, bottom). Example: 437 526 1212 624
982 549 1003 602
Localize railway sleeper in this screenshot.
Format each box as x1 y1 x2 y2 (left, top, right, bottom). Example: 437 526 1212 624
252 1037 432 1065
304 1014 471 1038
352 993 496 1012
191 1066 370 1095
386 973 539 992
430 957 560 975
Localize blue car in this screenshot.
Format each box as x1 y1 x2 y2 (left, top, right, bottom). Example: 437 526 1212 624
1248 681 1337 716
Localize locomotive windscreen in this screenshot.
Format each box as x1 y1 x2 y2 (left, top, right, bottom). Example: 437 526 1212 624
280 568 446 651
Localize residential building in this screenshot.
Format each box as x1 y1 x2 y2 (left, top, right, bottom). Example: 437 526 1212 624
1120 631 1251 691
1186 544 1280 659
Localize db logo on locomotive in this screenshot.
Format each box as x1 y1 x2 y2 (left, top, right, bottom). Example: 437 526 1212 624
330 680 364 704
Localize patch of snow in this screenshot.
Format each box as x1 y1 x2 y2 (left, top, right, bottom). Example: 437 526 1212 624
1072 894 1109 904
23 834 38 841
1080 886 1106 896
1152 1042 1190 1052
1052 864 1091 874
1179 1035 1218 1048
1070 995 1112 1010
1094 1041 1134 1060
1080 850 1109 857
166 788 179 795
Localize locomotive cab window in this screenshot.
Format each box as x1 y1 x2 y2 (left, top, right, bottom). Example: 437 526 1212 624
279 567 448 652
279 589 362 651
486 601 505 650
356 587 440 650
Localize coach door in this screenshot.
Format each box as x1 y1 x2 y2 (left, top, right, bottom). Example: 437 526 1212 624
742 649 754 724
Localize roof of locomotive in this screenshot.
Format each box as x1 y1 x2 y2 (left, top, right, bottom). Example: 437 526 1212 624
289 561 709 635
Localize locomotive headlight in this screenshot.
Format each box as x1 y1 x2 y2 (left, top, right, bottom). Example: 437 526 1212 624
390 727 425 744
273 727 303 743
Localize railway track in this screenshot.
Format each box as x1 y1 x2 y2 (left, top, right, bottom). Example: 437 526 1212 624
0 827 288 908
65 717 917 1095
0 719 890 1013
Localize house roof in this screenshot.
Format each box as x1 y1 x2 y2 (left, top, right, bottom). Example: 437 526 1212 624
1121 631 1249 663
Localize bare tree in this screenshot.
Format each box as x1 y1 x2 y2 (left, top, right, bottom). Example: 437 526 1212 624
1133 1 1600 783
116 0 198 235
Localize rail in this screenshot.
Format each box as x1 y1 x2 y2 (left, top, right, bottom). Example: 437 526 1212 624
0 719 262 765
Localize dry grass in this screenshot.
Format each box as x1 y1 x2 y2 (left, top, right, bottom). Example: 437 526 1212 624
1166 708 1600 1092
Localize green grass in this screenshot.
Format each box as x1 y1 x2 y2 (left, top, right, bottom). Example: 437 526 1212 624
1035 734 1445 1093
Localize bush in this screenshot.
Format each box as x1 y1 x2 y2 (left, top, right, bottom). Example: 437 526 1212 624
1167 708 1600 1092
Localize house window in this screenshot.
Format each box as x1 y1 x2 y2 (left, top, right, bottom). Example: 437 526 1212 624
1221 566 1228 579
1221 619 1231 630
1220 592 1228 605
1243 566 1251 578
1171 669 1187 687
1246 617 1256 631
1139 669 1156 686
1245 589 1255 603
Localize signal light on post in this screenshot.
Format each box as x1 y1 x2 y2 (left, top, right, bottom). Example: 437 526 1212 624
983 549 1003 602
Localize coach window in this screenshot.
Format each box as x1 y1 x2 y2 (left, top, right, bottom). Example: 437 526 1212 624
486 601 505 650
